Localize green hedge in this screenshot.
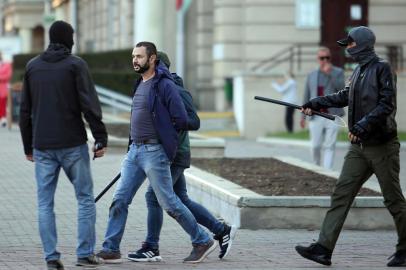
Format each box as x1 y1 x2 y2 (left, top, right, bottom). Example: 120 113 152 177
12 49 140 96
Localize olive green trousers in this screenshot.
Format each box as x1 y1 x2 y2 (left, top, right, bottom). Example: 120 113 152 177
318 138 406 252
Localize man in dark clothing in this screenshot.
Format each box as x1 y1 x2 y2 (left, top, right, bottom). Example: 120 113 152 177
295 26 406 267
127 52 237 263
96 42 216 264
19 21 107 270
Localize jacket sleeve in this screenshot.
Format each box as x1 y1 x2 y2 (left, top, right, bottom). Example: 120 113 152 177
75 60 108 147
19 71 33 155
310 88 349 110
356 63 396 132
303 76 311 103
179 89 200 131
332 68 345 93
163 81 188 131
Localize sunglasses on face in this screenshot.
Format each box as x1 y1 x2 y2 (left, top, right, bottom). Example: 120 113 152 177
319 56 331 61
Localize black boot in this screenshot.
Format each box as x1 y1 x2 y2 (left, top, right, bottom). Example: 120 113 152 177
388 250 406 267
295 243 332 266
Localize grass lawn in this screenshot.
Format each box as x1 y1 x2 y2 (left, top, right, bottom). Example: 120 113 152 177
267 129 406 141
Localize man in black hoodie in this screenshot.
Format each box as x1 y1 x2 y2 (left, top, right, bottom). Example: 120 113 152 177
295 26 406 267
19 20 107 270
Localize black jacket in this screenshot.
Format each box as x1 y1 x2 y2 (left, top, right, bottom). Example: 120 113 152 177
308 57 397 145
19 44 107 155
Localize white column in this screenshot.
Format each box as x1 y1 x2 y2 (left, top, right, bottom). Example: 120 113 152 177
133 0 165 49
43 0 51 49
70 0 78 52
20 28 32 53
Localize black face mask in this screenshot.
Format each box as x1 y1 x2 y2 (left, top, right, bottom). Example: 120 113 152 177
346 46 377 66
134 57 151 74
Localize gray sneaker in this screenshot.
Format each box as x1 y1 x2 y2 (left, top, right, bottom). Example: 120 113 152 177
96 250 122 264
183 240 217 263
76 254 104 267
46 259 64 270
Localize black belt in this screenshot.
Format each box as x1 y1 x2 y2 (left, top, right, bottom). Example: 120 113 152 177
134 138 160 145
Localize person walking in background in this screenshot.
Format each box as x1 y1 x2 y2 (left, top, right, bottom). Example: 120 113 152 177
0 52 12 127
127 51 237 263
271 72 297 133
301 47 345 169
296 26 406 267
96 42 216 265
19 20 107 270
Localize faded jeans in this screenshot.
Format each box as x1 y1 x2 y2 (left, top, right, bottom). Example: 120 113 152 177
145 165 225 249
102 143 210 252
309 116 339 169
33 144 96 261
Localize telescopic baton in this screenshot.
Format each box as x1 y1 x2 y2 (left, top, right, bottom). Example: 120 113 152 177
254 96 335 121
94 173 121 203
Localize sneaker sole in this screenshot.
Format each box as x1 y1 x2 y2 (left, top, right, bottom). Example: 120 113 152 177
220 225 238 259
184 241 218 264
102 258 123 264
127 256 162 262
295 246 332 266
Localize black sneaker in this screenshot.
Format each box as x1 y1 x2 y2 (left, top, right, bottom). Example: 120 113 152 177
214 224 237 259
127 242 162 262
76 254 104 267
183 239 217 263
96 250 122 264
388 250 406 266
295 243 332 266
46 259 64 270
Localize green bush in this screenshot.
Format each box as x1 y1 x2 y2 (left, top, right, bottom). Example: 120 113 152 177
12 49 138 96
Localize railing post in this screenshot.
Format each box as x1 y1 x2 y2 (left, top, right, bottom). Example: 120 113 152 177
298 45 302 72
289 47 293 74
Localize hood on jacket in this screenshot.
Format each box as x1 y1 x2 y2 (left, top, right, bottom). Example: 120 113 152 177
40 43 71 63
153 60 174 83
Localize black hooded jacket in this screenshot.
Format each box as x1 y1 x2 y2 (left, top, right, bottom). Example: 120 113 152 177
19 44 107 154
307 26 397 145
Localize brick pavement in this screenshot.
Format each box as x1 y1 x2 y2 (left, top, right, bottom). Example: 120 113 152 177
0 127 400 269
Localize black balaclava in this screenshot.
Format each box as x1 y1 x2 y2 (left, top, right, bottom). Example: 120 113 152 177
346 26 377 66
49 20 74 51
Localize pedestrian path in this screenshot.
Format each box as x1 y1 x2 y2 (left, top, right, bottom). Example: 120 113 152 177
0 126 401 269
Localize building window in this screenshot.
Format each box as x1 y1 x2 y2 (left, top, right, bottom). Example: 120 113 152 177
295 0 320 29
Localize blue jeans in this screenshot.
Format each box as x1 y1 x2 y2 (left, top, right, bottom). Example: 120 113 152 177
102 143 210 252
145 165 225 249
33 144 96 261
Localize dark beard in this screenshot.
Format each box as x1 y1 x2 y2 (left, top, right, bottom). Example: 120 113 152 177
134 59 150 74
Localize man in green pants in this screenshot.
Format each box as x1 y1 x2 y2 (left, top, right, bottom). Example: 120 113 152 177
295 26 406 267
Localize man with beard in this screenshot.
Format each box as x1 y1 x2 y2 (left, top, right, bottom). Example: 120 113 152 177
96 42 216 264
19 20 107 270
127 51 237 263
295 26 406 267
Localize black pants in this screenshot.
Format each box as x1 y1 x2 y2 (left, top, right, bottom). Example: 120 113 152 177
285 107 294 133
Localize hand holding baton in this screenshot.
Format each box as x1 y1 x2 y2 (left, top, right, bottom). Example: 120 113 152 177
254 96 346 127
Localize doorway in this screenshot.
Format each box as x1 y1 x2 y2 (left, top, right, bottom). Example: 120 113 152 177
321 0 368 68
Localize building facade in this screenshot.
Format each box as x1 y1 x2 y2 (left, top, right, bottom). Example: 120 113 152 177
1 0 405 113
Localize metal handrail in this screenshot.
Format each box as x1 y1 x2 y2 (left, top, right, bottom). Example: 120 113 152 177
251 42 405 73
95 85 132 112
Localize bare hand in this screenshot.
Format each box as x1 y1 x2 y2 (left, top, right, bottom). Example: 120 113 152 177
300 108 313 116
26 155 34 162
348 132 360 143
93 147 107 159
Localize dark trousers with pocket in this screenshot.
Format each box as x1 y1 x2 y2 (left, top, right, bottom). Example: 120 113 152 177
318 138 406 252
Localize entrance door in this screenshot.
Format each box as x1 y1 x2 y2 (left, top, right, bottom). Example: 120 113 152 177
321 0 368 68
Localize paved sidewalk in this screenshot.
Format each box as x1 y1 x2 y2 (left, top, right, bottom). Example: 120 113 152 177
0 126 401 270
